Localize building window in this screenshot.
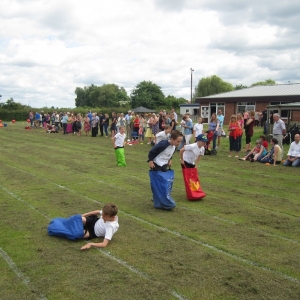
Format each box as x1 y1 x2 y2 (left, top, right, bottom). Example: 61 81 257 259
210 103 225 116
237 102 255 113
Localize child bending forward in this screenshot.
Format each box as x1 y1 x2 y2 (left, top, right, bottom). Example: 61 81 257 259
81 203 119 250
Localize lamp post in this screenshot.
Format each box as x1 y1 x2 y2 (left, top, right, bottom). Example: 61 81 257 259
190 68 194 102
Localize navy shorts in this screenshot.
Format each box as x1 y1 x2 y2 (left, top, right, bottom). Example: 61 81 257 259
84 215 99 239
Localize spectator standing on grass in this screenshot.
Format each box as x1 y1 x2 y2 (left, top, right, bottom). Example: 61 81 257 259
262 108 268 134
244 110 255 152
193 117 203 140
283 134 300 167
88 111 92 131
35 111 40 128
133 114 140 138
171 108 178 122
228 115 241 158
111 112 117 137
62 112 68 135
91 113 98 137
29 110 34 127
72 113 77 134
272 113 286 159
103 113 109 137
151 114 159 142
76 113 82 136
217 110 224 148
170 113 177 131
125 110 132 139
255 111 259 126
83 113 90 136
145 114 154 144
183 114 193 145
80 203 119 250
236 113 244 153
99 113 104 136
208 113 220 154
55 112 60 130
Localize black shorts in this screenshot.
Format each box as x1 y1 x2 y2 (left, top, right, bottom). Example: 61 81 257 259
85 215 99 239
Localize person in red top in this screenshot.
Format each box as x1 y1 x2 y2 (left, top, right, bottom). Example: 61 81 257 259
133 114 140 139
228 115 241 157
259 135 269 151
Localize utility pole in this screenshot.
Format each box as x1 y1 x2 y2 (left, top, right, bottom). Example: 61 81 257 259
190 68 194 102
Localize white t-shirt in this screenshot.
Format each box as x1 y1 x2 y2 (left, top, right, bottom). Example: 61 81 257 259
183 143 205 164
155 131 170 144
94 213 119 240
154 145 175 166
114 132 126 147
193 123 203 136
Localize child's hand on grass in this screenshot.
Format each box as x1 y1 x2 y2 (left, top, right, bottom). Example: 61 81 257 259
81 243 92 250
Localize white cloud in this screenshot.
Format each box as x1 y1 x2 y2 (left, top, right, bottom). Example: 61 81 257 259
0 0 300 107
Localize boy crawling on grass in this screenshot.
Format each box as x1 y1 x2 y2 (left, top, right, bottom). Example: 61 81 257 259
80 203 119 250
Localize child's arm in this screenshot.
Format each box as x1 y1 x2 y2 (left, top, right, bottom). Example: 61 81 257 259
111 136 116 147
80 239 109 250
195 156 201 167
179 147 185 165
82 210 101 217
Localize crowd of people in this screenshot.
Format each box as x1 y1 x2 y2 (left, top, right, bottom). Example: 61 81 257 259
28 108 300 168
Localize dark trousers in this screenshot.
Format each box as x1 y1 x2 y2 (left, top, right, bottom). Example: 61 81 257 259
63 123 67 134
100 124 104 136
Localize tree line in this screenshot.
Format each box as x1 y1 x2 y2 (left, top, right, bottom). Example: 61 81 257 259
0 77 276 120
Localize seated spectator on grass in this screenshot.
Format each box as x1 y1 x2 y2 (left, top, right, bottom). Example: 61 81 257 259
260 138 282 166
155 125 172 144
239 140 267 162
80 203 119 250
259 135 269 151
283 134 300 167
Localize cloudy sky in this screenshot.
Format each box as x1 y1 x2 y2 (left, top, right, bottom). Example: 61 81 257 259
1 0 300 108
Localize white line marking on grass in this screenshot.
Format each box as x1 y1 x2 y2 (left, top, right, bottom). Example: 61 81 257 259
2 163 300 283
0 185 187 300
0 185 51 220
0 247 48 300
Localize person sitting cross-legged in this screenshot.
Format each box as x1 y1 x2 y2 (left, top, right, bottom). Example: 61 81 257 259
283 134 300 167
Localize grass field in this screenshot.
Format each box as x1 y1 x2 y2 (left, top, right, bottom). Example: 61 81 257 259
0 122 299 300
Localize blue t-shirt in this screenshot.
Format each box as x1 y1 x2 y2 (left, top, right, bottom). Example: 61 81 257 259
35 113 40 120
217 115 224 127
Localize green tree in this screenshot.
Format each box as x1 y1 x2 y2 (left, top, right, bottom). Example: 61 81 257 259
234 84 248 90
75 84 129 107
194 75 234 98
164 95 187 110
130 81 165 109
251 79 276 87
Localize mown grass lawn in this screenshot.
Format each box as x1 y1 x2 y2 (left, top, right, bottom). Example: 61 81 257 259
0 122 299 300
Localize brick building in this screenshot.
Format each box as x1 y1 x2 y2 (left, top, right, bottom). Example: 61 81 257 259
195 83 300 124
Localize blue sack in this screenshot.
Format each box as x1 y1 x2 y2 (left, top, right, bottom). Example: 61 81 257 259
149 169 176 210
48 214 84 240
